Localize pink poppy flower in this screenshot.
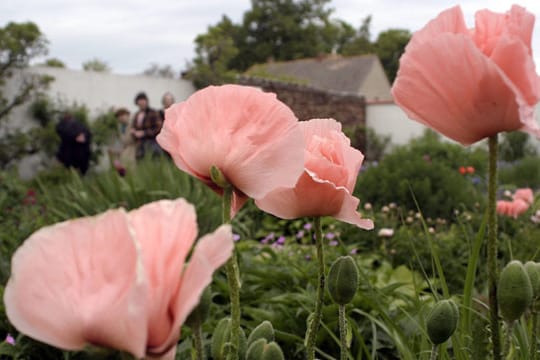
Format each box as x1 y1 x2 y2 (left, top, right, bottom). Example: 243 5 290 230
513 188 534 205
256 118 374 229
497 198 530 218
392 5 540 145
4 199 233 359
157 85 304 214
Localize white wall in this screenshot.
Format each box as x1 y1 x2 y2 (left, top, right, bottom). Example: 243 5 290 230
2 66 196 178
366 102 427 147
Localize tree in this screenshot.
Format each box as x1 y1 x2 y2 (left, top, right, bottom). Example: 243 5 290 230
373 29 411 82
186 16 240 88
43 58 66 68
142 63 177 78
231 0 335 71
82 58 111 72
0 22 51 122
340 15 374 55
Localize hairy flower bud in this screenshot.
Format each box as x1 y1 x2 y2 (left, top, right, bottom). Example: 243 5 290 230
327 256 359 305
426 299 459 345
498 260 533 323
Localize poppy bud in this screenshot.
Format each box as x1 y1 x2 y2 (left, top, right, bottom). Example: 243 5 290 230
246 339 284 360
247 320 275 347
327 256 359 305
210 165 230 189
498 260 533 323
211 318 247 360
426 299 459 345
524 261 540 299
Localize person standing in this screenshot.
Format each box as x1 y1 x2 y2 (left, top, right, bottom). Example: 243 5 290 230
159 92 175 121
56 113 92 174
131 92 163 159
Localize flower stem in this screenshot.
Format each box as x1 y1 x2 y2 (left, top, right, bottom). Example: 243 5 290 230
503 321 514 359
191 320 205 360
339 304 348 360
305 217 325 360
222 187 241 360
488 134 501 360
532 310 538 360
430 344 438 360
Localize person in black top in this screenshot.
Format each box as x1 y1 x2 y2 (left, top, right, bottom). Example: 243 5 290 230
56 112 92 174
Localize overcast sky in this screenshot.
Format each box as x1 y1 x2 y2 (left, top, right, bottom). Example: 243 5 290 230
1 0 539 75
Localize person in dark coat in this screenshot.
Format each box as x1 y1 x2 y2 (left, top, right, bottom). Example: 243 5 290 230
56 113 92 174
131 92 163 159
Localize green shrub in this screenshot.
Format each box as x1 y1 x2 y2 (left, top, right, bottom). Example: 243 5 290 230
499 156 540 188
356 131 486 219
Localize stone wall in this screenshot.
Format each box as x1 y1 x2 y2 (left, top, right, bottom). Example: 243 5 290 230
239 77 367 150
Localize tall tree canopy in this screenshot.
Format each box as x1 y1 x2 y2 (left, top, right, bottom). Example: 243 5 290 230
187 0 411 88
0 21 51 121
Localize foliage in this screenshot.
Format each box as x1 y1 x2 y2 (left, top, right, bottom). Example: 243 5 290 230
187 0 411 88
82 58 111 72
187 16 240 89
142 63 177 78
499 131 537 162
0 21 51 122
499 156 540 188
41 58 65 68
357 131 487 219
372 29 411 83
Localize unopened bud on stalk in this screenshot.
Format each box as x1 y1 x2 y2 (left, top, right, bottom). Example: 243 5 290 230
498 260 533 323
211 317 247 360
247 320 275 346
327 256 359 305
246 338 285 360
426 299 459 345
525 261 540 299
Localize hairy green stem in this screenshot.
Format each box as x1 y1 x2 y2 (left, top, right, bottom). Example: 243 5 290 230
430 344 438 360
488 135 501 360
339 304 348 360
503 321 514 359
223 187 241 360
192 320 205 360
305 217 325 360
532 311 538 360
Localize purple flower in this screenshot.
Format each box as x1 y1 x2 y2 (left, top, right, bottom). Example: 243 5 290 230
303 223 312 230
276 236 286 245
261 232 275 244
325 232 335 240
305 255 312 261
329 240 338 246
350 248 358 255
5 334 15 346
232 233 241 242
296 230 305 239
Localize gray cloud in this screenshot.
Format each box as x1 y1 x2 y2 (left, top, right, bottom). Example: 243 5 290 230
0 0 539 73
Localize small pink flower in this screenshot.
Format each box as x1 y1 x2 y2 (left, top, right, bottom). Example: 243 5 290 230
157 85 304 215
4 199 233 359
513 188 534 205
255 118 373 229
5 334 15 345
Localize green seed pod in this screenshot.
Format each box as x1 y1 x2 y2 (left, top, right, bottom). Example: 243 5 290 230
246 339 284 360
211 317 247 360
247 320 275 346
327 256 359 305
211 318 231 360
426 299 459 345
498 260 533 323
525 261 540 299
185 286 212 328
246 338 266 360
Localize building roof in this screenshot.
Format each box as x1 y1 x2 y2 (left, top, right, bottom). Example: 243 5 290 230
244 54 392 102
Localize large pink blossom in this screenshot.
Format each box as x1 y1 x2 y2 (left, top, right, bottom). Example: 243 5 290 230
256 118 373 229
157 85 304 214
391 5 540 145
4 199 233 359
